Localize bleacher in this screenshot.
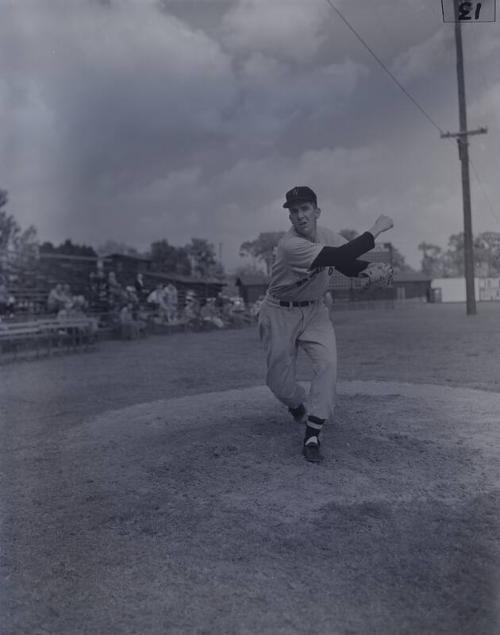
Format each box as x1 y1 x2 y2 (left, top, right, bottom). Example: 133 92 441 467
0 315 98 361
0 249 232 362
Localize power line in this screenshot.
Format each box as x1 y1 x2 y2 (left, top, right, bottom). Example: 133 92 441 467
323 2 498 221
323 0 445 135
323 1 499 240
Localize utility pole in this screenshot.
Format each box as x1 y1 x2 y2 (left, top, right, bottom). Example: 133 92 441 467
440 2 487 315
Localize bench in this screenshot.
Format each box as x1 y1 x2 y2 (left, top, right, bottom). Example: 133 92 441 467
0 316 99 360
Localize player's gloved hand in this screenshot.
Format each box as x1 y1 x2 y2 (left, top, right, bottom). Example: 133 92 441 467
369 215 394 238
359 262 393 288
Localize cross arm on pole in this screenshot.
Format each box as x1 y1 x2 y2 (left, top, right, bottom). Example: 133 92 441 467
440 127 488 139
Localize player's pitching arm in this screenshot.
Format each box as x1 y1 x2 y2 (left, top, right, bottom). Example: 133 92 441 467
309 215 394 273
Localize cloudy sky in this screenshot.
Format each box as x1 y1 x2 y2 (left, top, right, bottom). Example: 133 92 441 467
1 0 499 270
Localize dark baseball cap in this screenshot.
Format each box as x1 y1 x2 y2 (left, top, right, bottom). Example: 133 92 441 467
282 186 317 209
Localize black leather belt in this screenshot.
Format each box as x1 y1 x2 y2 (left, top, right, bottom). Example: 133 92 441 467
279 299 315 307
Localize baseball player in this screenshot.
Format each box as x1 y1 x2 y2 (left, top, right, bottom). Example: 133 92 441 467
258 186 394 463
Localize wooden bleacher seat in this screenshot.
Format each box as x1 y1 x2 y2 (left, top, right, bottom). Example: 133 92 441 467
0 316 98 361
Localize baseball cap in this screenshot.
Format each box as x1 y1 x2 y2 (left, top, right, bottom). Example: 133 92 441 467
282 186 317 209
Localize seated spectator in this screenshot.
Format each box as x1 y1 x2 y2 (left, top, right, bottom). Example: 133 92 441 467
70 295 89 315
215 291 224 309
108 271 125 308
125 286 139 306
89 270 109 313
182 290 200 323
119 302 146 339
134 273 145 300
164 282 178 322
56 294 98 338
62 283 72 305
249 295 265 319
47 284 67 313
0 276 14 317
200 297 224 328
220 295 234 321
147 283 170 322
147 283 162 306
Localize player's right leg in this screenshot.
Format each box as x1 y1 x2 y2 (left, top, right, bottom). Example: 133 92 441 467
258 303 306 411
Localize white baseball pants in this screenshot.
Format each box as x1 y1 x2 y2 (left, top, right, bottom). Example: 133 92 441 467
258 297 337 421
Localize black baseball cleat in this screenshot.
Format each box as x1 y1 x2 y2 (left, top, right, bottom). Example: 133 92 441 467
289 403 307 424
302 439 323 463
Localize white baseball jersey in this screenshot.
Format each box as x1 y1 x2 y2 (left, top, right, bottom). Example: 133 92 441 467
266 225 347 302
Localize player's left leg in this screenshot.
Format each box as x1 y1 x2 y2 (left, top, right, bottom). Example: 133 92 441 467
297 304 338 461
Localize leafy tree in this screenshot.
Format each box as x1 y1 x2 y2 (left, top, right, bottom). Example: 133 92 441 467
240 231 285 275
390 245 413 273
0 190 18 251
442 231 500 277
186 238 218 278
418 242 445 277
40 239 96 257
211 262 226 280
443 233 465 277
39 241 55 253
149 239 191 276
0 189 38 260
474 232 500 276
419 234 500 278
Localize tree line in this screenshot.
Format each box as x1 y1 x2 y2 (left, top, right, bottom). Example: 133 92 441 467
418 233 500 278
0 188 224 279
2 186 499 280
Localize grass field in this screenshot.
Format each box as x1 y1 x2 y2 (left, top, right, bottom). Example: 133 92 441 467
1 302 499 634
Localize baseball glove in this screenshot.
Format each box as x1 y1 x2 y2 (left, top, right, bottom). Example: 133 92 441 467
359 262 393 288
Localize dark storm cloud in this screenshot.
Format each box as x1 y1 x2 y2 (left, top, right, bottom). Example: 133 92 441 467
0 0 498 268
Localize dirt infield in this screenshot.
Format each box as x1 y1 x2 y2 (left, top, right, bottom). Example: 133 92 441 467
1 303 499 634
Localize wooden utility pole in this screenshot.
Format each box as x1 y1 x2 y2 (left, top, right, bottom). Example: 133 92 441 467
441 2 487 315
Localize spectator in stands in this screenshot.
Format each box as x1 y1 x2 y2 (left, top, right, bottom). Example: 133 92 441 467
249 295 265 319
62 284 72 305
0 276 14 315
220 294 234 322
147 283 170 322
125 286 139 308
200 297 224 328
183 290 200 323
89 269 109 313
47 283 67 313
70 295 88 315
108 271 124 308
229 296 249 327
215 291 224 310
134 273 145 300
164 282 178 322
147 282 163 310
56 294 98 339
119 302 146 339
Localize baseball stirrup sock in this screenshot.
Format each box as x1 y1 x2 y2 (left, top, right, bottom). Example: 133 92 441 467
304 415 324 444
